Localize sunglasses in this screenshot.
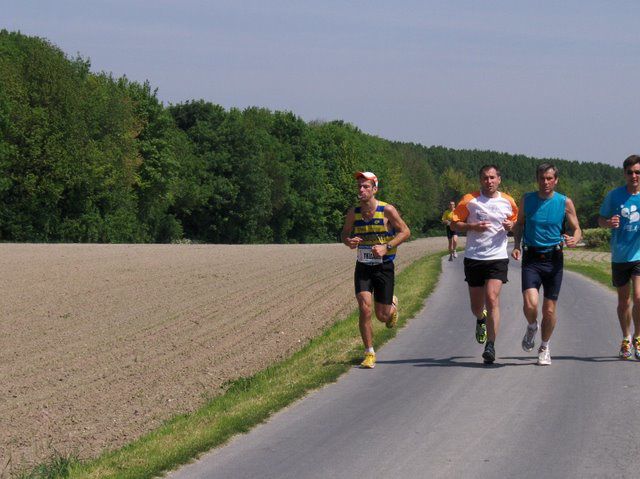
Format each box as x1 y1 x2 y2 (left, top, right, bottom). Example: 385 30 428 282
626 170 640 176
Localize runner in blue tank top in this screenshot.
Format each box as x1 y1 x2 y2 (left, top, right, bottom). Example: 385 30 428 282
512 163 582 365
598 154 640 360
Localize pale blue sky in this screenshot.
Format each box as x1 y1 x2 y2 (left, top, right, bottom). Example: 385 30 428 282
4 1 639 166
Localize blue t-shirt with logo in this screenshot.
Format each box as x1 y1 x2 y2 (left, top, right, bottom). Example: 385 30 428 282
599 186 640 263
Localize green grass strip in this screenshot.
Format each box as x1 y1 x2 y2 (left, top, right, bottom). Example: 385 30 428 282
564 258 613 290
26 251 444 479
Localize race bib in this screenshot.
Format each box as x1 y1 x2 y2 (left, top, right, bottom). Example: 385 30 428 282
357 245 383 264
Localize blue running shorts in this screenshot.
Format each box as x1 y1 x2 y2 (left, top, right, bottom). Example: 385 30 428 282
521 251 563 300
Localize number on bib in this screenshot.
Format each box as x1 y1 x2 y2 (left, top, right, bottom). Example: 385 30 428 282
357 245 383 264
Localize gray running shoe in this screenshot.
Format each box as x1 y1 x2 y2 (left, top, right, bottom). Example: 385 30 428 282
522 324 538 352
537 346 551 366
482 341 495 364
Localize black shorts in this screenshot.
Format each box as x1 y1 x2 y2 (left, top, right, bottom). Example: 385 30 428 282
463 258 509 287
354 261 395 304
612 261 640 287
446 226 457 239
522 251 564 300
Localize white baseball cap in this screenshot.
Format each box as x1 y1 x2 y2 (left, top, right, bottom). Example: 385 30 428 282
354 171 378 187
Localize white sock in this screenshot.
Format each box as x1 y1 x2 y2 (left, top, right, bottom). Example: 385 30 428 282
624 335 632 342
541 341 549 349
528 323 538 331
365 347 375 353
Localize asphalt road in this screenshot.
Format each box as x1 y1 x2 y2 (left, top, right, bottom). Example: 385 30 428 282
168 255 640 479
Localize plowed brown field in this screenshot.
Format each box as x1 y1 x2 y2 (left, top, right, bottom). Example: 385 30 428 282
0 238 450 475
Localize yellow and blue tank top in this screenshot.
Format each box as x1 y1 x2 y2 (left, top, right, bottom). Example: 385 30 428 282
523 192 566 251
353 201 396 263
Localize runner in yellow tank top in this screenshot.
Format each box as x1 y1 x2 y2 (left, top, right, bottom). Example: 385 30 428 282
341 171 411 368
442 200 459 261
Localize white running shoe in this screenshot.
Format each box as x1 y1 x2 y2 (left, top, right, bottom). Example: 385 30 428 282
537 346 551 366
453 251 458 258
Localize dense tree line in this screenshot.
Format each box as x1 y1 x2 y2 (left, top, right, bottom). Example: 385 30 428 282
0 31 623 243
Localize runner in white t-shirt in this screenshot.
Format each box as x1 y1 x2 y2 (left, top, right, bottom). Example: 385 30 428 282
451 165 518 364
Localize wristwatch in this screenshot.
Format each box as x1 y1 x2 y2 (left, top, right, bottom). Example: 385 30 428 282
386 243 393 250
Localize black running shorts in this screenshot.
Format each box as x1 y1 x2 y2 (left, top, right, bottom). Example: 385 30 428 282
354 260 395 305
612 261 640 288
446 226 457 239
463 258 509 287
521 252 564 300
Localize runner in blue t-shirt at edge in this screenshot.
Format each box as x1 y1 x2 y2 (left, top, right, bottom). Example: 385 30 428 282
599 154 640 360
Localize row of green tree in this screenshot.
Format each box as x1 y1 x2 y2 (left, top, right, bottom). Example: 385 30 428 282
0 30 624 243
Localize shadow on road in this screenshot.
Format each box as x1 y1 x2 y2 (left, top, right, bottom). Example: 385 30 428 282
374 357 516 368
501 355 620 363
373 355 621 368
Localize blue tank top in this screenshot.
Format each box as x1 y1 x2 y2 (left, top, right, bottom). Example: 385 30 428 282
523 192 566 250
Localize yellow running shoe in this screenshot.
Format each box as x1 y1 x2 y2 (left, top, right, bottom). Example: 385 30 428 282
386 295 399 329
360 352 376 368
475 309 488 344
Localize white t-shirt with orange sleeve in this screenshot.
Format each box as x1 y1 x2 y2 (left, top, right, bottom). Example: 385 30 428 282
451 191 519 260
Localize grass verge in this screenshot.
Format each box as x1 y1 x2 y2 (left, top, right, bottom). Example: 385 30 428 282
564 257 613 290
12 453 77 479
22 251 445 479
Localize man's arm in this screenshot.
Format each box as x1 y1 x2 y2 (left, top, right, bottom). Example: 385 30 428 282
386 205 411 247
598 215 620 229
450 195 490 233
371 205 411 258
341 207 361 249
598 191 620 229
451 220 490 233
511 198 526 260
563 198 582 247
